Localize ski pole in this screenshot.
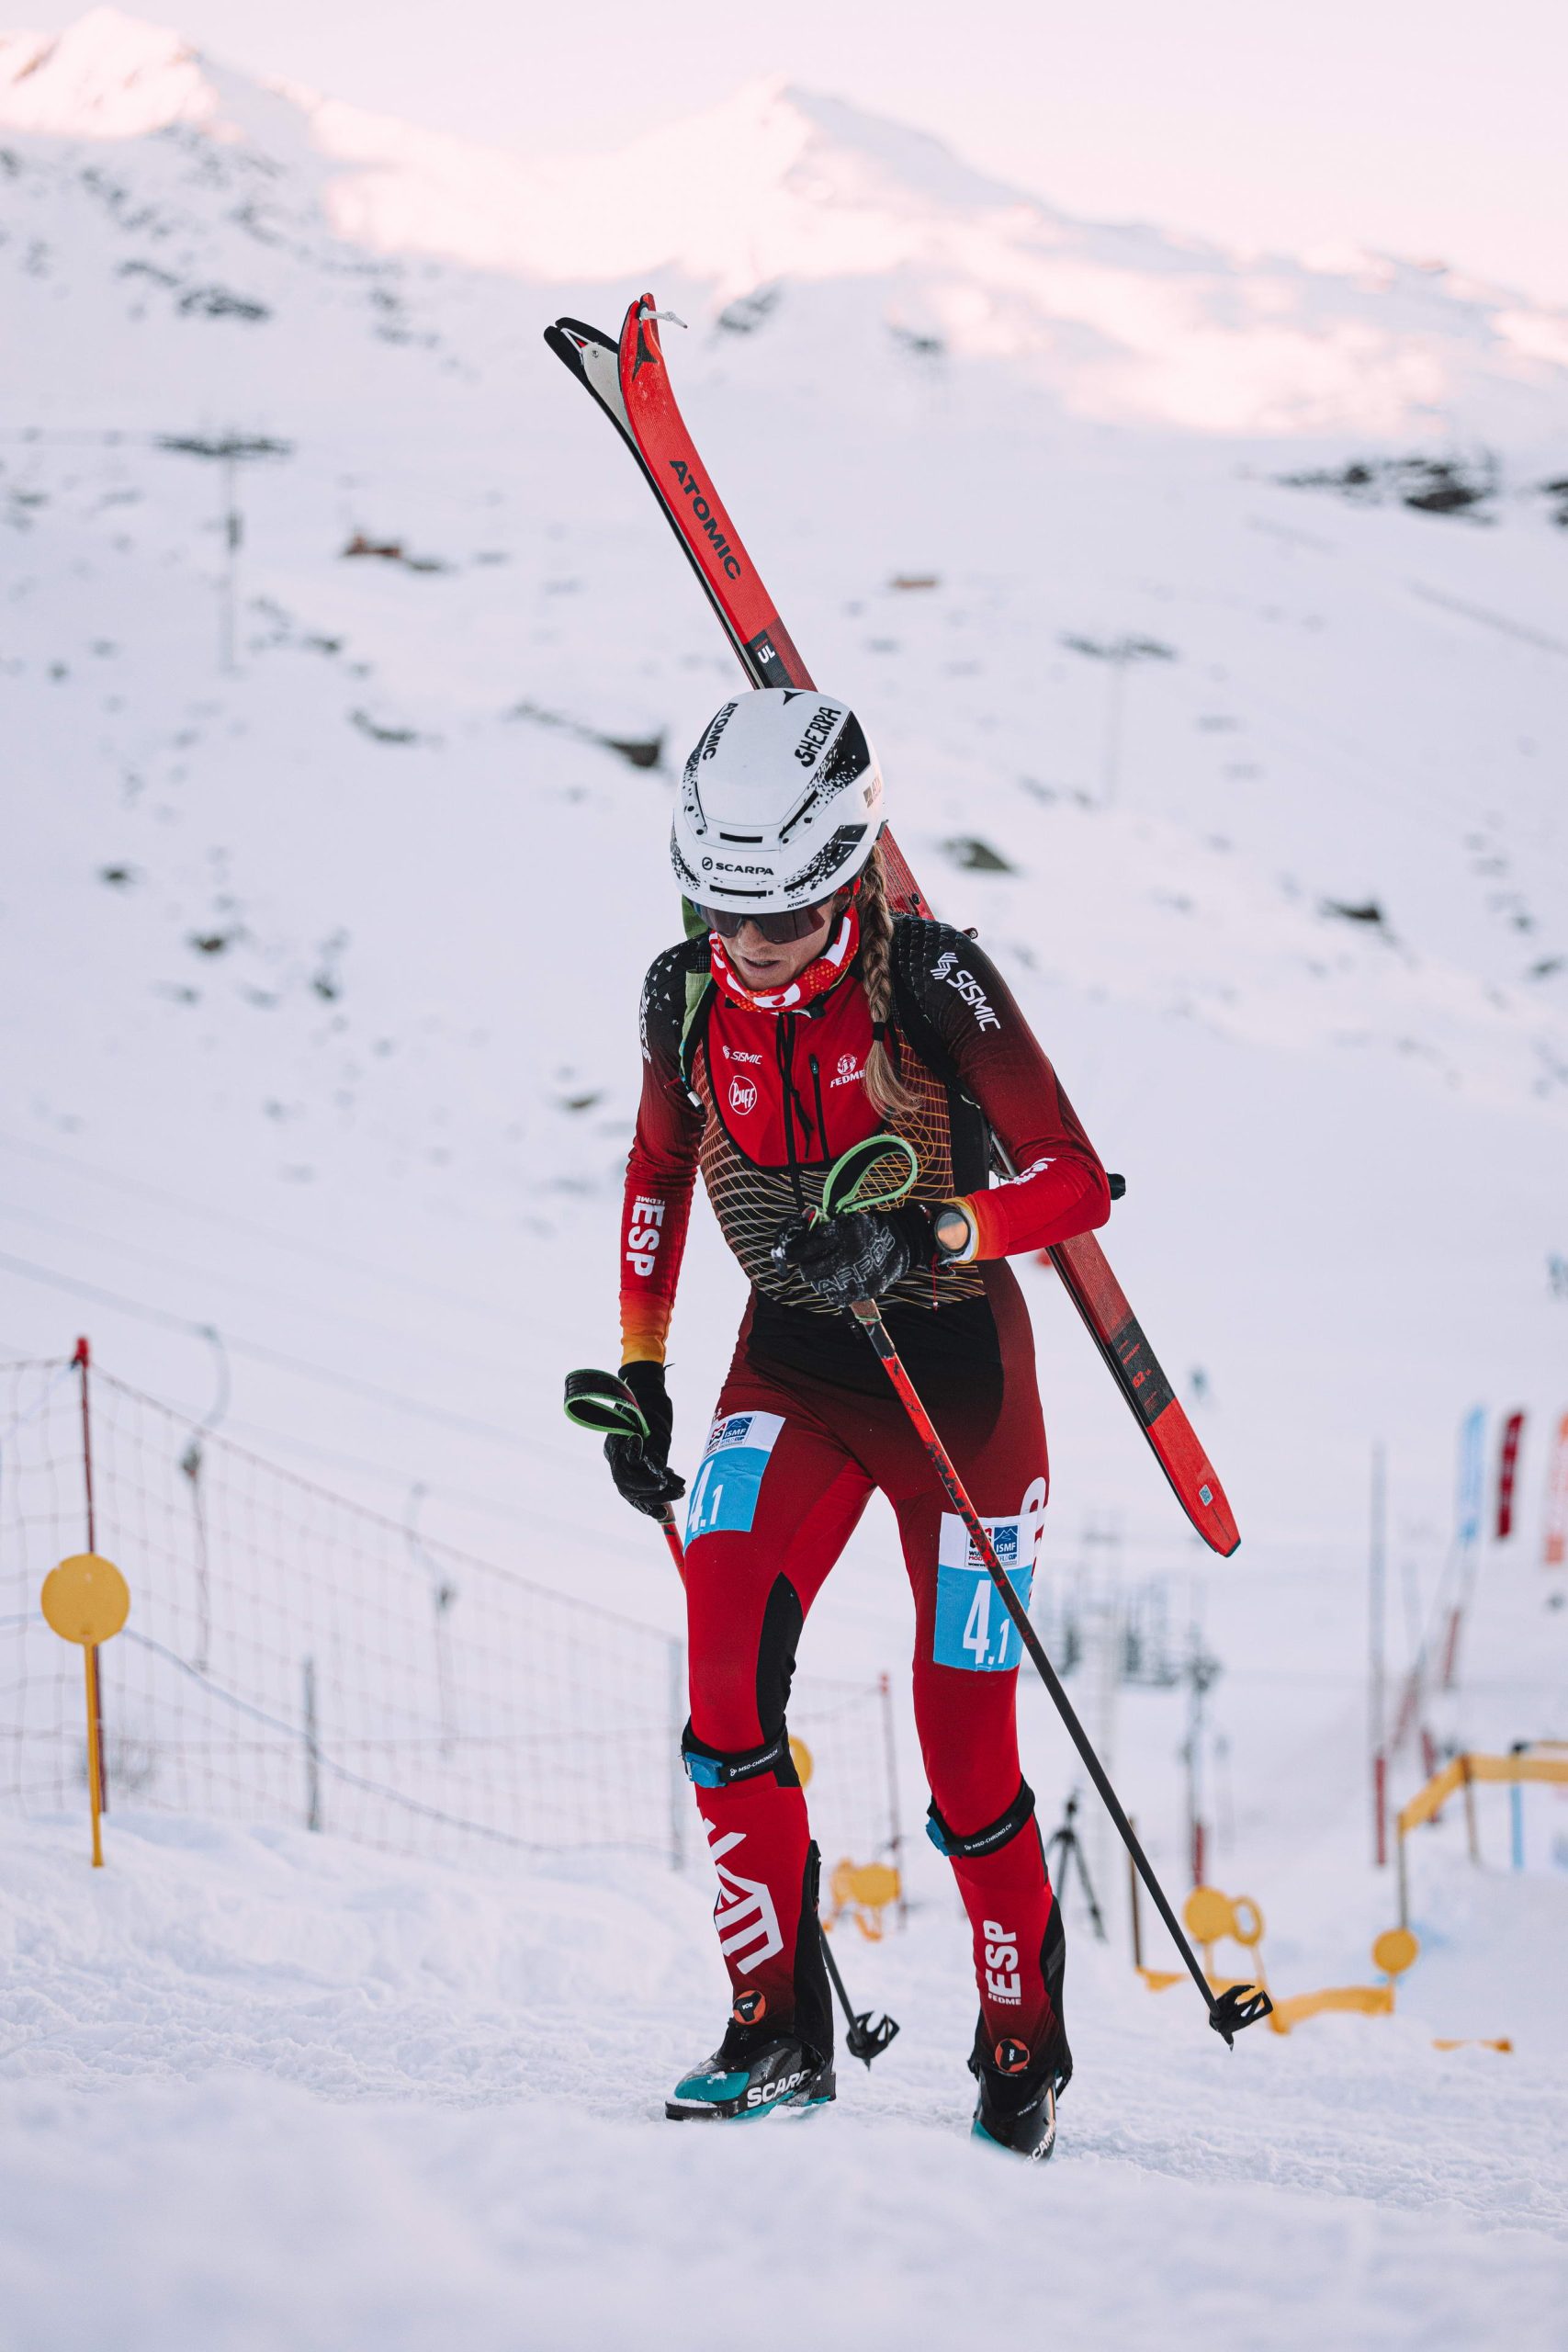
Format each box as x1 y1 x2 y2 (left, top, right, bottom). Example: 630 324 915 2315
813 1137 1270 2048
848 1294 1269 2045
819 1922 898 2068
563 1367 686 1583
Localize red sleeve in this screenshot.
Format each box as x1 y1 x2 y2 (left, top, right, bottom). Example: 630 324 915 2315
619 951 703 1365
914 933 1111 1261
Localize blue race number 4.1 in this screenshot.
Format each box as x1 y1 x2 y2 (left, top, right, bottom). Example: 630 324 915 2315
684 1410 786 1544
932 1481 1045 1673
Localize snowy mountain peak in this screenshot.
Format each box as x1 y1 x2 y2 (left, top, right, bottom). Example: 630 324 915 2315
4 9 1568 439
0 7 214 137
691 75 1045 221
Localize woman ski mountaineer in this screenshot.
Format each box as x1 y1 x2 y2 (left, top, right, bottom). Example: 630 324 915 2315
604 687 1111 2158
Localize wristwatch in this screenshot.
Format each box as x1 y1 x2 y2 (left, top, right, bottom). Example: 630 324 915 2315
932 1204 975 1262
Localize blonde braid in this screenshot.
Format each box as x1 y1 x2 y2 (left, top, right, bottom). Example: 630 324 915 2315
859 844 920 1120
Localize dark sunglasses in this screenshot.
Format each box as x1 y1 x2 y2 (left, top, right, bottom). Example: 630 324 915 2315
699 896 838 944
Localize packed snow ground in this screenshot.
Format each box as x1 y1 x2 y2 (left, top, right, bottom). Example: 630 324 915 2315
2 14 1567 2349
3 1810 1566 2352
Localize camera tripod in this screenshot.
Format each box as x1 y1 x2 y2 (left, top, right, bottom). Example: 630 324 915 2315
1043 1790 1108 1943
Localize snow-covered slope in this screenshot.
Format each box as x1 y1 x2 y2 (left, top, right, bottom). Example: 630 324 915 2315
3 11 1564 1537
0 2 1562 1653
3 1809 1565 2351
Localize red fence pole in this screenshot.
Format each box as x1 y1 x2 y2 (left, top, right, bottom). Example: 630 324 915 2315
73 1337 107 1817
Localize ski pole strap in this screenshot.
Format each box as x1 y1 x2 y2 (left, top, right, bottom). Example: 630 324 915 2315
820 1132 919 1222
562 1367 648 1441
681 1723 795 1791
926 1779 1035 1860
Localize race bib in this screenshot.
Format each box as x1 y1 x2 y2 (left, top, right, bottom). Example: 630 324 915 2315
932 1478 1046 1672
684 1411 786 1543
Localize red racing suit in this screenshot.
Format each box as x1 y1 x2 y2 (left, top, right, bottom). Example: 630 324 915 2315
620 910 1111 2075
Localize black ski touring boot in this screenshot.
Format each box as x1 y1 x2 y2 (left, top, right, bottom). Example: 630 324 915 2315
969 2026 1071 2161
666 1991 835 2123
970 1883 1071 2159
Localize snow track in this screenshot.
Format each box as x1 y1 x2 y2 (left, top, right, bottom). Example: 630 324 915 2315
3 1815 1563 2350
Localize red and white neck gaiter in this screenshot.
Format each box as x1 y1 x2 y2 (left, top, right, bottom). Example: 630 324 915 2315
707 905 861 1014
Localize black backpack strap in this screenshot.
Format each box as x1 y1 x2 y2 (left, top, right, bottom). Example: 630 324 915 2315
889 928 994 1194
678 968 716 1090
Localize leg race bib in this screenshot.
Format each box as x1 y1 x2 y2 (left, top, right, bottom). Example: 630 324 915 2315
685 1411 787 1543
932 1478 1046 1673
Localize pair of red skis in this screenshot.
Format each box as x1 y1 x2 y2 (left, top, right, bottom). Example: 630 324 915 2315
546 295 1239 1560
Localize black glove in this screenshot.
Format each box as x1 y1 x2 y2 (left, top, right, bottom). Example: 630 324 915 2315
604 1359 685 1521
772 1203 935 1311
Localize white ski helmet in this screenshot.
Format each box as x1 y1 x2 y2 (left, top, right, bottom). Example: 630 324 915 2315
671 688 885 915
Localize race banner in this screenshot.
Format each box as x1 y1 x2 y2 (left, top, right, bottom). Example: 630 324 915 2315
1456 1407 1485 1548
1495 1409 1526 1541
1544 1412 1568 1569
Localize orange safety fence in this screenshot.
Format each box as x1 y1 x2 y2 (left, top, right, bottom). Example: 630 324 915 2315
1396 1749 1568 1926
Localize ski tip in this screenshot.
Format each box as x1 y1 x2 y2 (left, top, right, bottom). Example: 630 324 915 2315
622 291 667 378
544 317 615 367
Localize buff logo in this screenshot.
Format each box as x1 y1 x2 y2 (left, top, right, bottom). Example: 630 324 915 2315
932 950 1000 1031
668 460 742 580
793 704 842 767
626 1195 665 1279
728 1077 758 1115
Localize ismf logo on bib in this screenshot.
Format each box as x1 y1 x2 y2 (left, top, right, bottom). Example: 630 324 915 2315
685 1411 786 1543
932 1477 1046 1672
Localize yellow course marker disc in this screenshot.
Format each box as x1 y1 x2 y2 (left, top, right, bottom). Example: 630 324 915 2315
788 1736 814 1788
1372 1927 1420 1978
1183 1885 1235 1946
1229 1895 1266 1948
842 1861 901 1913
40 1554 130 1647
